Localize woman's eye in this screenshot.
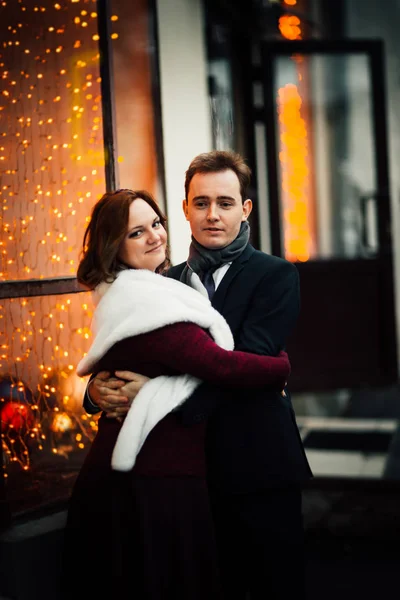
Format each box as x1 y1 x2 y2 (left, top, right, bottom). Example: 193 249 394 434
128 230 141 238
153 220 161 228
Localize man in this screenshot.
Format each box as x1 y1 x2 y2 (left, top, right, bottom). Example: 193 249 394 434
85 150 312 599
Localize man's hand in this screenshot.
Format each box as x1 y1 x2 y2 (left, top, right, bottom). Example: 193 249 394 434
89 371 149 419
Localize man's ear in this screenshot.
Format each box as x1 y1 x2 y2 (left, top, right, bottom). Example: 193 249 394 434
242 199 253 220
182 199 189 220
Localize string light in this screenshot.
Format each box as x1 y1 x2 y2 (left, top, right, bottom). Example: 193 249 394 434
0 1 119 482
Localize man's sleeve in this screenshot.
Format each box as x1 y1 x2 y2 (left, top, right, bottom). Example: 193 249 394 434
179 260 300 425
82 375 102 415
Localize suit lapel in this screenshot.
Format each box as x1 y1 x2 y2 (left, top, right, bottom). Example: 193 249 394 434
212 244 255 313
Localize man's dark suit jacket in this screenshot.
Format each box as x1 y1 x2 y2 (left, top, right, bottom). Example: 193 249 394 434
168 244 312 494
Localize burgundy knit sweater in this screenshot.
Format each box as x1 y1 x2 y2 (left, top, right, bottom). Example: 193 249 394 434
94 322 290 477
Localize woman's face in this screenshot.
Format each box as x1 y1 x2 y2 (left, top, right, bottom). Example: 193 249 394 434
118 198 167 271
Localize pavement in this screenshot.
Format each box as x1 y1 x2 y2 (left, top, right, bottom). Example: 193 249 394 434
2 483 399 600
3 383 400 600
303 479 400 599
296 390 400 600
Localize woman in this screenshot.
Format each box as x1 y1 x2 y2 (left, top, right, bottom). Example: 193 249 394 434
62 189 290 600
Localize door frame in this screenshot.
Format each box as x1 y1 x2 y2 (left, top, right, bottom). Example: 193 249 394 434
257 38 398 384
260 39 391 257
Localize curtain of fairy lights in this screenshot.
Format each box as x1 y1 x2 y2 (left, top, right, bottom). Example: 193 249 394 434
0 0 119 496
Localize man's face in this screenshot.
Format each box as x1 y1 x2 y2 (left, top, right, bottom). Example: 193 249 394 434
183 169 252 249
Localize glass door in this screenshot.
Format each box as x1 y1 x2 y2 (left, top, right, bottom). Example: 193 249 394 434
258 40 397 392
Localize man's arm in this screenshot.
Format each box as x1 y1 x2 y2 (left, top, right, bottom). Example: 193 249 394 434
83 373 102 415
178 260 299 425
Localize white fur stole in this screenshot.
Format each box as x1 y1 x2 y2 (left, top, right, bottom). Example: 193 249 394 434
76 269 234 471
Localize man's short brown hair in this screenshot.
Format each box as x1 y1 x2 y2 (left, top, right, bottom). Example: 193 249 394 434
184 150 252 202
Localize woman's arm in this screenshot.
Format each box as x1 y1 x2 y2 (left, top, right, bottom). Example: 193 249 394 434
147 322 290 388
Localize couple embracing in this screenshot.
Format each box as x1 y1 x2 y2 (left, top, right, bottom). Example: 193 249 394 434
62 150 312 600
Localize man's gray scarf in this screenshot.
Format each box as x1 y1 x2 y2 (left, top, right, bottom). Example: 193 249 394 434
180 221 250 294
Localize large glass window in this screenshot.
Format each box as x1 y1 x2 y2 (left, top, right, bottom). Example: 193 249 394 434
0 1 105 282
1 0 163 519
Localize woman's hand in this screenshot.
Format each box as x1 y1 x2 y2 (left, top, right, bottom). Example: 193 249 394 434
89 370 149 418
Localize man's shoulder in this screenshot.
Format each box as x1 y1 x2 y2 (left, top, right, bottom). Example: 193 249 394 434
246 247 297 276
167 262 186 280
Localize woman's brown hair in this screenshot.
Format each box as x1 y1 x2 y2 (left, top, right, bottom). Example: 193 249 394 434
77 189 169 289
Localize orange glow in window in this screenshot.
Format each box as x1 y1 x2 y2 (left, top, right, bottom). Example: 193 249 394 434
277 84 316 262
279 15 302 40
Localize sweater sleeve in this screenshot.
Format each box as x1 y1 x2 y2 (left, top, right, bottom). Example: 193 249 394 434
147 322 290 387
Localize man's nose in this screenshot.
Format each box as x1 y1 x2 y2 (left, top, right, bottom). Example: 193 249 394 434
206 205 219 221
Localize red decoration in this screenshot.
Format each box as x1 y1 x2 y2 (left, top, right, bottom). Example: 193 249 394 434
1 401 35 430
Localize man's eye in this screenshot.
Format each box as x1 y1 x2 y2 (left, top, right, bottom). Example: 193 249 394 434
221 202 232 208
195 202 207 208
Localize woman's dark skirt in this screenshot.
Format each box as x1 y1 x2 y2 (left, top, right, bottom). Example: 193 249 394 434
62 415 223 599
